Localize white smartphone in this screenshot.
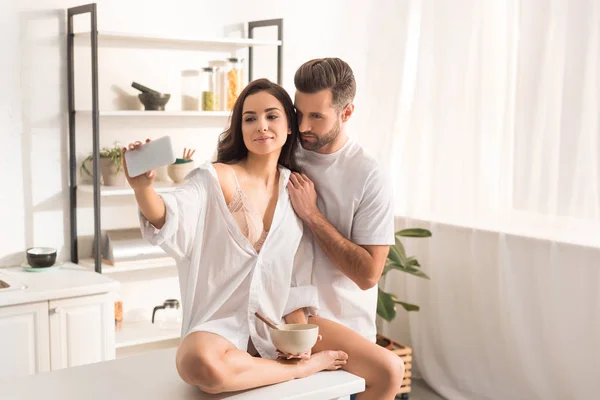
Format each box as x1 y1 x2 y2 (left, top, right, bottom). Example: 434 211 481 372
124 136 176 178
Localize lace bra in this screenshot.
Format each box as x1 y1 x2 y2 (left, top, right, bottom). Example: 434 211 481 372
227 172 270 253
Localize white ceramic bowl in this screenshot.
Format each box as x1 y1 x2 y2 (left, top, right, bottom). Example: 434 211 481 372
269 324 319 355
167 162 195 183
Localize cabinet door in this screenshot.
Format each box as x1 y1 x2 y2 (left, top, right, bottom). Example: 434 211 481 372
0 301 50 380
49 293 115 370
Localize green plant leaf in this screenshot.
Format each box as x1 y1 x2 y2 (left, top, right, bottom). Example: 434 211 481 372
386 263 431 280
387 245 406 266
377 289 398 322
394 237 408 260
80 143 124 180
397 300 420 312
406 257 421 267
377 289 421 320
382 261 394 276
381 226 430 320
395 228 432 238
80 155 93 177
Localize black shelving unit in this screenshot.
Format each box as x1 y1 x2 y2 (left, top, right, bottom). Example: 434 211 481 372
249 19 283 85
67 3 283 273
67 3 101 272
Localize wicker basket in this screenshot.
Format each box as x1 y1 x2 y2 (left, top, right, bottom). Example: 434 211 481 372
377 335 413 399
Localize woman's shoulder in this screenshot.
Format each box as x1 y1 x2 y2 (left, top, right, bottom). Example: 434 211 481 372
211 162 237 203
211 162 237 183
212 162 235 175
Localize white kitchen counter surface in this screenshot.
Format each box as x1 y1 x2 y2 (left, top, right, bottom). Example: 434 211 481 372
0 263 119 307
0 348 365 400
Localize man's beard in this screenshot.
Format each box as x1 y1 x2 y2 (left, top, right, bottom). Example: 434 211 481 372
300 120 341 151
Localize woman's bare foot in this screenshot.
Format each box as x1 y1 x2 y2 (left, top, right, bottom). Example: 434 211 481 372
296 350 348 378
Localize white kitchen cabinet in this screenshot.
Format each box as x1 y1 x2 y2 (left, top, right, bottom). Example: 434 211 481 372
49 293 115 370
0 292 115 381
0 301 50 380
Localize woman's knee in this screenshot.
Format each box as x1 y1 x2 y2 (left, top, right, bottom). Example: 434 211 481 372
176 351 228 393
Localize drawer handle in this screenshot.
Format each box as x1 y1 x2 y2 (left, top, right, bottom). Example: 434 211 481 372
52 307 64 314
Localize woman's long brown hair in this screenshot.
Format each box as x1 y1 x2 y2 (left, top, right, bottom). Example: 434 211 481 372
216 79 300 171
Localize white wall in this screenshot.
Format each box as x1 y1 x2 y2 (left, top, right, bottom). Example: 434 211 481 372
1 0 27 266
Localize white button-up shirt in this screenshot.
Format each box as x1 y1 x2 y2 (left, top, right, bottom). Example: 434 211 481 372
140 162 318 359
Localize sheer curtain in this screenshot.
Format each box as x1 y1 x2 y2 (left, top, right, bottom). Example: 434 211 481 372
391 0 600 232
372 1 600 399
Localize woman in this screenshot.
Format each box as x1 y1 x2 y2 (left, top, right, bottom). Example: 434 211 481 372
123 79 347 394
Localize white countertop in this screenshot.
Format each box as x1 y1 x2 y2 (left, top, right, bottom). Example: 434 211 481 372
0 348 365 399
0 263 119 307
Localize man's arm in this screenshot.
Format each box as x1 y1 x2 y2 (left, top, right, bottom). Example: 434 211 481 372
287 173 389 290
306 212 389 290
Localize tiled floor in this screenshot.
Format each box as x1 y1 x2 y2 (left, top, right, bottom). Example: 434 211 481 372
404 379 445 400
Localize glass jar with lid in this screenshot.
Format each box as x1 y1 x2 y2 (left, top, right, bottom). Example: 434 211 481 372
209 60 228 111
225 57 244 110
200 67 217 111
181 70 200 111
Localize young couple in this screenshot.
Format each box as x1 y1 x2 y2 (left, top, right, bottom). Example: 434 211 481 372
123 58 403 400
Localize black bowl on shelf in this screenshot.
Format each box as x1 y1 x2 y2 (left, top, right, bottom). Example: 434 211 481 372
139 92 171 111
26 247 57 268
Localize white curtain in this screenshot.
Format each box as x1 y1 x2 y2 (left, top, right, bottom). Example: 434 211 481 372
374 1 600 399
391 0 600 227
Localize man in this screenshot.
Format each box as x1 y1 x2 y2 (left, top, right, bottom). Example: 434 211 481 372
287 58 403 400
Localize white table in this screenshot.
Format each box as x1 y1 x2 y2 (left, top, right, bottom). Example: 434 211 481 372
0 348 364 399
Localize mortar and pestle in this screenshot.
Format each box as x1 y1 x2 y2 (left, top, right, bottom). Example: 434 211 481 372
132 82 171 111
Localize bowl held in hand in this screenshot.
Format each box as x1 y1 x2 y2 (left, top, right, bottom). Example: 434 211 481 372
269 324 319 356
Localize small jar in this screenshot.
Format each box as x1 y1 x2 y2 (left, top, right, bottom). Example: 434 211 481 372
181 70 200 111
209 60 228 111
201 67 217 111
114 298 123 332
225 57 244 110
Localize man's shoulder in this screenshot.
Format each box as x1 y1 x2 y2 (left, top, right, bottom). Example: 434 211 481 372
342 140 385 182
297 139 386 185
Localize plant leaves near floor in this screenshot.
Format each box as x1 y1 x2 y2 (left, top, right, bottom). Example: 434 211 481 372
377 227 432 322
378 289 421 322
385 261 431 280
378 289 398 322
387 244 407 267
396 300 420 312
406 256 420 267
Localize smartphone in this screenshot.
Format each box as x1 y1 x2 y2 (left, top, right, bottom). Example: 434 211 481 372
124 136 176 178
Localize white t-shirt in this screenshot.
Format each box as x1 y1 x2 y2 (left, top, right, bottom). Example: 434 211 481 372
297 138 394 341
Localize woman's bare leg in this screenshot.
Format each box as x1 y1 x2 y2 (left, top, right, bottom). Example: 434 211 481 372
309 316 404 400
176 331 348 394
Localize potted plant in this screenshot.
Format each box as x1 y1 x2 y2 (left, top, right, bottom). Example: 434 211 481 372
376 227 432 398
81 143 125 186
